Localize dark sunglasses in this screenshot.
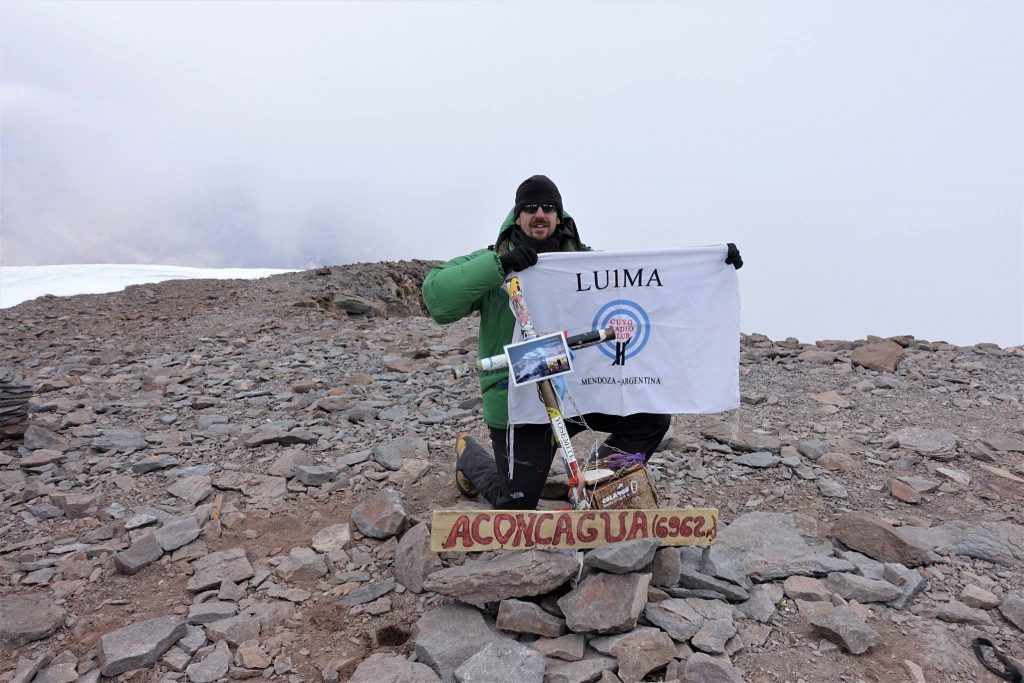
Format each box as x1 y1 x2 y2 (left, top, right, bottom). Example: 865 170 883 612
521 204 557 214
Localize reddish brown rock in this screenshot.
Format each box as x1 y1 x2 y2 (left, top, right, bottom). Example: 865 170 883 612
852 341 903 373
829 512 931 567
889 479 921 504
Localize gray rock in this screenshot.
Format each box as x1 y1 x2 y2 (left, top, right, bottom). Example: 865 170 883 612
0 595 66 646
496 599 566 638
999 592 1024 630
683 652 746 683
311 523 352 553
340 578 396 607
961 584 1000 610
132 454 181 473
291 465 338 486
187 601 238 625
797 439 828 460
544 655 617 683
702 422 781 453
48 492 97 519
114 532 164 575
700 546 753 590
91 429 148 451
351 488 407 539
203 615 261 647
882 427 957 456
733 451 781 468
336 450 371 466
691 614 737 655
816 477 848 498
168 475 213 506
558 572 650 635
414 604 508 683
783 576 831 602
186 640 231 683
274 547 327 582
883 563 927 610
99 616 186 676
9 651 52 683
423 550 579 606
243 429 318 447
840 551 885 580
531 633 586 662
584 539 660 574
825 573 903 603
651 547 683 587
737 583 784 623
715 512 846 583
32 663 78 683
19 450 67 468
454 639 546 683
810 607 880 654
395 522 443 593
676 567 750 602
931 600 993 625
188 548 254 592
24 425 69 451
178 625 207 655
643 598 704 642
898 520 1024 566
161 646 192 672
589 627 675 683
349 653 441 683
373 435 429 471
155 516 203 552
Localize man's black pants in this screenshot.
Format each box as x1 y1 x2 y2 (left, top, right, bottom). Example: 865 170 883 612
457 412 671 510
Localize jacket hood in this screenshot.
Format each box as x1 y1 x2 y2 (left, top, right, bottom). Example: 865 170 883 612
494 208 582 252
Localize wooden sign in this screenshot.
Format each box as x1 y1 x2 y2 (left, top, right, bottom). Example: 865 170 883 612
430 508 718 552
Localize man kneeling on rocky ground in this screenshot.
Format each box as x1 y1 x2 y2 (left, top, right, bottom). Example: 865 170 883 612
422 175 743 510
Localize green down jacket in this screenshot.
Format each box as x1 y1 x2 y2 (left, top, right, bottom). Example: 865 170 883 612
422 209 589 429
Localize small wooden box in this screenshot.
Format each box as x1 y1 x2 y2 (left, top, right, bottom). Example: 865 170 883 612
591 464 659 510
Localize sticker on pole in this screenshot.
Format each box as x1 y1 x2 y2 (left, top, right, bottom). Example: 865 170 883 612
504 332 574 387
431 508 719 552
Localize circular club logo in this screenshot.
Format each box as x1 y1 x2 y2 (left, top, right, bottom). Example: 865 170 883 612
592 299 651 362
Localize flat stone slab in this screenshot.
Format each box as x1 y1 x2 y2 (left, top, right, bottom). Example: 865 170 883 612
454 639 545 683
349 653 440 683
188 548 254 592
115 532 164 575
733 451 781 468
716 511 854 580
702 422 781 453
155 516 203 552
589 626 676 682
423 550 579 606
558 572 650 635
310 523 352 553
100 616 186 676
168 475 213 506
186 640 231 683
882 427 957 456
811 607 880 654
584 539 660 574
415 604 509 683
0 595 66 646
896 520 1024 566
496 599 566 638
395 522 444 594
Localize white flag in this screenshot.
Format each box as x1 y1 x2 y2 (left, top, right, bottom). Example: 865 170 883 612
508 246 740 424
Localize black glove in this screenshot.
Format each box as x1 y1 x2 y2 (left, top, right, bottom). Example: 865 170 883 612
499 246 538 275
725 243 743 269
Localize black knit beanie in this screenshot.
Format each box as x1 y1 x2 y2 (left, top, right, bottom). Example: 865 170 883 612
514 175 563 218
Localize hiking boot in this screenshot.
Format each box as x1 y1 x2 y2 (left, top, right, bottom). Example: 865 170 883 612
455 432 479 498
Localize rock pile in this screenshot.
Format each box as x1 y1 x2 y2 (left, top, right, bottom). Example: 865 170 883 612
1 263 1023 682
0 369 32 438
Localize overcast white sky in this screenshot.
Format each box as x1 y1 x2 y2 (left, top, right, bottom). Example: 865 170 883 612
1 1 1021 346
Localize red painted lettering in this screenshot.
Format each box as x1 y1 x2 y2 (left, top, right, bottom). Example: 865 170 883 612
601 511 628 543
493 513 515 545
692 516 705 538
552 513 575 546
680 516 694 537
626 511 649 541
471 513 493 545
535 512 554 544
442 515 473 549
513 513 536 546
576 512 598 542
